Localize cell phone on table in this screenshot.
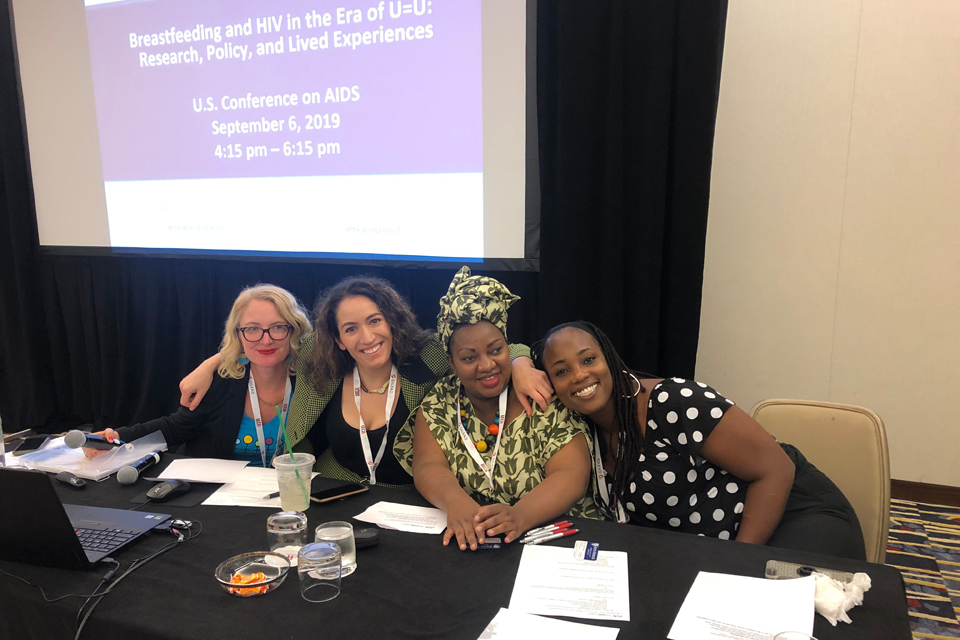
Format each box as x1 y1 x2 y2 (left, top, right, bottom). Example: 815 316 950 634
310 481 369 503
764 559 854 583
13 436 49 456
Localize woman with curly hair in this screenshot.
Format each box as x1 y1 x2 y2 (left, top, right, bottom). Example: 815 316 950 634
179 275 551 486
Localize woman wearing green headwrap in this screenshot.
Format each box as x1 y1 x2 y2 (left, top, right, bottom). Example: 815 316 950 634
393 267 600 550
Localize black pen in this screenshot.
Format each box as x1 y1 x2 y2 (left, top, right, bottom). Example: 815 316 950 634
262 491 280 499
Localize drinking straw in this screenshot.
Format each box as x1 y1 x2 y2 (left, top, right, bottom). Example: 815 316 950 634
276 406 309 506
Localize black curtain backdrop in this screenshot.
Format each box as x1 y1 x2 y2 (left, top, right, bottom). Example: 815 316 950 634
0 0 726 433
537 1 727 375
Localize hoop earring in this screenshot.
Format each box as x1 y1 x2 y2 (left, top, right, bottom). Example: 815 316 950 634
622 371 640 398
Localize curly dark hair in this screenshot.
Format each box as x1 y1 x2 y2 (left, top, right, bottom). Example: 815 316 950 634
305 276 433 390
532 321 651 510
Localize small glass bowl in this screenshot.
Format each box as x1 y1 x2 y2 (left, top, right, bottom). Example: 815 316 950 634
214 551 291 597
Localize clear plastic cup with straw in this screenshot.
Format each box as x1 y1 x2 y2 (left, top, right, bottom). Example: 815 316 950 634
272 406 312 511
273 453 314 511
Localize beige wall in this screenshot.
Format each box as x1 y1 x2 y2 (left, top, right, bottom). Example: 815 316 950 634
699 0 960 486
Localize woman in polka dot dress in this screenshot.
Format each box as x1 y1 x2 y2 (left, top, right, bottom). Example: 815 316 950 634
534 322 865 560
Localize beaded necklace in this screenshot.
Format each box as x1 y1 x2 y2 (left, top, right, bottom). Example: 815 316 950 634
458 385 502 453
455 385 509 491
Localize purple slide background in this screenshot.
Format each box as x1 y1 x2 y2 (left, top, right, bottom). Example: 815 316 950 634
85 0 481 180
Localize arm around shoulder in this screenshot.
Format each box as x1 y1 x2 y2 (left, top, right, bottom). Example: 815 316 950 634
179 353 222 410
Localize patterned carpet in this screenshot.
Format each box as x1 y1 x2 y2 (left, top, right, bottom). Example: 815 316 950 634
886 498 960 639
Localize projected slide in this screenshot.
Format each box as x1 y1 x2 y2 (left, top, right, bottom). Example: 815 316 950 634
84 0 482 258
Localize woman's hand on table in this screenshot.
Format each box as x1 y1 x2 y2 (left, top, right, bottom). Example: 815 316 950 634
442 494 484 551
511 356 554 416
82 428 120 458
473 503 532 544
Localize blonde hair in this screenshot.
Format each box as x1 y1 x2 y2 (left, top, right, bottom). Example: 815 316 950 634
218 284 312 379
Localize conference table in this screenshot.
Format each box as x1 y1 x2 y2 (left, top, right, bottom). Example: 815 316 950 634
0 459 912 640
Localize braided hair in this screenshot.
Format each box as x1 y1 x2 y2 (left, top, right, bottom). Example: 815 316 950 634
532 321 651 506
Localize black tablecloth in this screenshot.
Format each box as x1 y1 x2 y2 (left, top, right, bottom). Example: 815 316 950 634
0 461 911 640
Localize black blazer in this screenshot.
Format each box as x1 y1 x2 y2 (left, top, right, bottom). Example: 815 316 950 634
117 370 294 459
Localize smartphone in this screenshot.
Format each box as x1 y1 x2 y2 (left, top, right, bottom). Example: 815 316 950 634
764 559 854 583
310 482 369 503
13 436 49 456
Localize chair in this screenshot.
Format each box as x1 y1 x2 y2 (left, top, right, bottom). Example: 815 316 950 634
748 399 891 564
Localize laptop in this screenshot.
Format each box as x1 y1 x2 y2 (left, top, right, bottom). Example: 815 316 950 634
0 468 171 570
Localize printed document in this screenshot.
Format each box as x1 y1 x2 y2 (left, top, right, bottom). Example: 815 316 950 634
354 501 447 534
508 544 630 622
478 608 620 640
667 572 815 640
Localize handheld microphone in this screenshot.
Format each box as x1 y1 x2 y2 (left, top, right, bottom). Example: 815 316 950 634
63 430 126 450
117 451 162 485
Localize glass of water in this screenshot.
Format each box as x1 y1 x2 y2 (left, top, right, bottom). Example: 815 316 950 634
267 511 307 566
315 521 356 576
298 542 341 602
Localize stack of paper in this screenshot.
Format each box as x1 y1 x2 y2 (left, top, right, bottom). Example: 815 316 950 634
18 432 168 481
202 466 285 507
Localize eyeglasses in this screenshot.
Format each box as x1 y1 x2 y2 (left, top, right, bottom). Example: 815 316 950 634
238 324 294 342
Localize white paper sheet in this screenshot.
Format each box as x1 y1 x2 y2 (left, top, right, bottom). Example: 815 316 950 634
508 544 631 622
353 501 447 534
202 466 319 508
667 572 815 640
478 608 620 640
158 458 248 484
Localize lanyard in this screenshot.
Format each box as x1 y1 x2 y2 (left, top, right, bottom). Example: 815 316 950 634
352 365 398 485
456 387 509 491
593 433 627 524
247 372 292 468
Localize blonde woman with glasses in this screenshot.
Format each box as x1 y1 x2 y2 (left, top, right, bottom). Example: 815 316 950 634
84 285 311 467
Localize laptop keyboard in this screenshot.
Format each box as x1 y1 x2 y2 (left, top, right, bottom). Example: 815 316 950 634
75 527 137 554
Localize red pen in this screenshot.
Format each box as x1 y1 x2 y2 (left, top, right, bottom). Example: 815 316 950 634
524 521 572 538
519 523 573 544
525 529 579 545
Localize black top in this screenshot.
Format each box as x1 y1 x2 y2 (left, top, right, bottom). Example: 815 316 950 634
309 382 412 485
116 370 293 459
612 378 746 538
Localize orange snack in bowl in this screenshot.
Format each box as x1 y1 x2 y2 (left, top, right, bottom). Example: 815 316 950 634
227 571 269 596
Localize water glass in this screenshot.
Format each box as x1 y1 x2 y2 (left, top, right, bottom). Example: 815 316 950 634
267 511 307 566
272 452 314 511
298 542 341 602
315 521 356 576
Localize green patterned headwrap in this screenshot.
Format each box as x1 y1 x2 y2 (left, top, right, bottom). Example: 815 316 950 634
437 266 520 351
